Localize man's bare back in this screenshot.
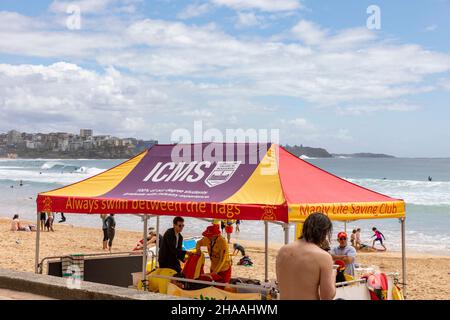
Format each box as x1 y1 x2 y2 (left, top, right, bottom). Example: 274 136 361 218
276 239 335 300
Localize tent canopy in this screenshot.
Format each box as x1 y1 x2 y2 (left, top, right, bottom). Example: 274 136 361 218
37 143 405 222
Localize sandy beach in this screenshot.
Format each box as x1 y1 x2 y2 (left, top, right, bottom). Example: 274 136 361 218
1 217 449 300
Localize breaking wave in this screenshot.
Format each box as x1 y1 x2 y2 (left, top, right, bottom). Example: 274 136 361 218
347 178 450 206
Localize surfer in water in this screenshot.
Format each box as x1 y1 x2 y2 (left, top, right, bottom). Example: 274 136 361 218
428 176 432 182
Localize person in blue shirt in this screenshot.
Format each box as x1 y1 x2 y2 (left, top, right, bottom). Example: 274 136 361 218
330 231 357 277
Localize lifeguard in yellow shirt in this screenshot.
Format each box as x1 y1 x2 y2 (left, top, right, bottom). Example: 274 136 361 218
196 224 232 283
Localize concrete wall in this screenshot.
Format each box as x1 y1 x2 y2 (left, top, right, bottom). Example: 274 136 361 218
0 268 183 300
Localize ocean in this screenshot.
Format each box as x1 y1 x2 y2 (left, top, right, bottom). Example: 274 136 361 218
1 157 449 255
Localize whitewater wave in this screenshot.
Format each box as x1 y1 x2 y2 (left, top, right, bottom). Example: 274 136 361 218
40 161 67 170
299 155 316 160
347 178 450 206
0 167 105 185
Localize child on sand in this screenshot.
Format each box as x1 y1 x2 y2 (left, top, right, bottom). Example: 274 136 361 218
225 220 234 244
371 227 386 251
355 228 361 249
350 229 357 247
233 243 246 256
45 212 54 232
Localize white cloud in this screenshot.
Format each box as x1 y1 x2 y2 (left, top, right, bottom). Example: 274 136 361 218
291 20 327 45
287 118 316 131
278 118 324 143
180 109 215 118
0 62 170 136
0 11 49 31
335 129 353 142
236 12 263 27
0 62 280 140
324 27 376 50
439 78 450 91
49 0 142 14
337 103 421 115
49 0 115 14
178 3 212 19
212 0 302 12
95 19 450 108
3 13 448 109
291 21 377 50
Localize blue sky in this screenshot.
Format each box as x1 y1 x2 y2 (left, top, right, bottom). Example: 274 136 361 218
0 0 449 157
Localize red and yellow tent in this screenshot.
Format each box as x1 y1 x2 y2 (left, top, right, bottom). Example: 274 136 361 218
35 143 408 292
37 143 405 222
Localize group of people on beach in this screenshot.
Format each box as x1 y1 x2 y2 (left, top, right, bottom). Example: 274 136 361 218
130 216 249 285
154 217 233 283
10 212 66 232
350 227 387 251
276 212 388 299
9 212 68 233
97 212 388 299
142 213 383 297
8 209 389 300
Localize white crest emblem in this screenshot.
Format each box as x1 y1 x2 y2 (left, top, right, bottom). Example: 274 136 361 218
205 161 241 187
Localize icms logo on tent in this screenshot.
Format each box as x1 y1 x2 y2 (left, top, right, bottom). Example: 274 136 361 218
142 160 241 186
205 161 241 188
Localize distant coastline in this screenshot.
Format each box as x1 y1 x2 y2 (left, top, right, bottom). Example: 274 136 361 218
10 148 396 159
1 146 397 160
283 145 395 159
0 129 157 160
332 153 395 159
1 128 396 159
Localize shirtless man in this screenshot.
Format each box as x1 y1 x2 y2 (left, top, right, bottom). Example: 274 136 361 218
276 212 336 300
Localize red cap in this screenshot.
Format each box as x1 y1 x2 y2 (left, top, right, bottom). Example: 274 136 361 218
202 225 221 238
337 232 348 239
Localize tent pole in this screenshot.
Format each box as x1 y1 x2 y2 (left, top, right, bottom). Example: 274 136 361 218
156 215 160 267
35 211 40 274
284 223 289 244
264 221 268 282
401 217 407 298
142 214 148 287
344 221 347 233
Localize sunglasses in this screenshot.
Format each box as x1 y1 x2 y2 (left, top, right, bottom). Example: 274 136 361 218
339 237 347 241
177 224 185 228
